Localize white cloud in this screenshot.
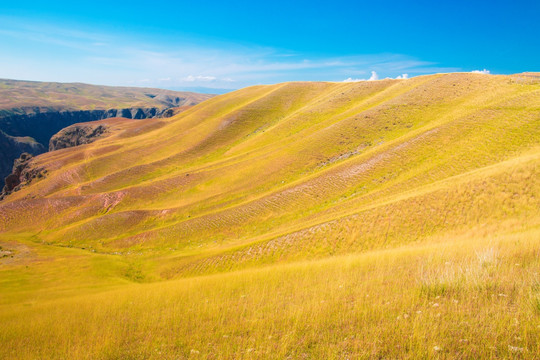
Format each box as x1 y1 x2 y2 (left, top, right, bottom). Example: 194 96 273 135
346 72 412 82
368 71 378 81
183 75 218 82
471 69 490 74
343 77 362 82
343 71 379 82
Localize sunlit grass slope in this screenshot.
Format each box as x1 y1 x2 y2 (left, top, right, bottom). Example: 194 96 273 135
0 72 539 359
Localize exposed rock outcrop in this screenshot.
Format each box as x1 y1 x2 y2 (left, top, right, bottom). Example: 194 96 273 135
0 153 46 200
0 131 45 189
49 123 108 151
161 105 195 118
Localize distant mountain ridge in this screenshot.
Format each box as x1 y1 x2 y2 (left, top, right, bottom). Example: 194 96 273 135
0 78 214 113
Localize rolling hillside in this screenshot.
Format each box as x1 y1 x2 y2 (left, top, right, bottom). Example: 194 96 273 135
0 72 539 359
0 79 215 188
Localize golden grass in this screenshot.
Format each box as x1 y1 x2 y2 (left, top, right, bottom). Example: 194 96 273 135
0 73 539 358
1 228 539 359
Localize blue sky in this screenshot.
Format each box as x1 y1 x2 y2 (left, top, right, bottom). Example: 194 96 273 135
0 0 538 91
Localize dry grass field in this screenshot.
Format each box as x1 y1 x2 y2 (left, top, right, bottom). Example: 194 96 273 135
0 72 539 359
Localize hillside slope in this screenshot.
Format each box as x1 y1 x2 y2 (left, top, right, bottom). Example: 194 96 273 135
0 73 539 359
1 72 538 263
0 79 214 187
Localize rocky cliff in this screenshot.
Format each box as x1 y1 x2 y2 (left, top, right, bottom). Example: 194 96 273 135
0 152 46 200
49 122 109 151
0 131 45 189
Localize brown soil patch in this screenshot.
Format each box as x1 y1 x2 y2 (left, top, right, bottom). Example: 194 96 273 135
0 241 35 266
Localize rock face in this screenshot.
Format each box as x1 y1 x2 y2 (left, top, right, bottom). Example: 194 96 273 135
0 153 46 200
0 131 45 189
49 123 108 151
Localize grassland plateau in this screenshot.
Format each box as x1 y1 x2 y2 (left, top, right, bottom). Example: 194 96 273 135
0 72 539 359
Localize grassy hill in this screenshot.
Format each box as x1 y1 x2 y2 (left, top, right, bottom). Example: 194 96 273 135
0 73 539 359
